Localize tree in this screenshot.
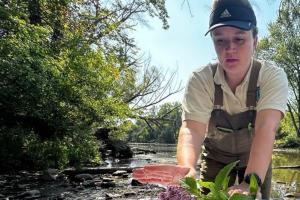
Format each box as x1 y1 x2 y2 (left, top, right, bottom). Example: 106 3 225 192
128 102 182 144
0 0 180 170
257 0 300 137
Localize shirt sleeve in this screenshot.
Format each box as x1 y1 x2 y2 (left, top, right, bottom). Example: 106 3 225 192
256 62 288 115
181 67 214 124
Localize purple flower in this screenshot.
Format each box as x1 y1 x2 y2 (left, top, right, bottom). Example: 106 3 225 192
158 185 193 200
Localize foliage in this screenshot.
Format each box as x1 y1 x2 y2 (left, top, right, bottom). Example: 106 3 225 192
275 134 300 148
0 0 179 170
127 102 182 143
0 125 100 171
257 0 300 137
276 112 300 148
179 161 259 200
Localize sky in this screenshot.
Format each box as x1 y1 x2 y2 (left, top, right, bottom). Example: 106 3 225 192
132 0 281 103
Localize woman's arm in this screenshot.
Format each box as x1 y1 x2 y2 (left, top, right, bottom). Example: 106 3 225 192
177 120 207 177
245 109 282 181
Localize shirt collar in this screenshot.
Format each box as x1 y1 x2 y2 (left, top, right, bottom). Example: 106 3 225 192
213 59 254 87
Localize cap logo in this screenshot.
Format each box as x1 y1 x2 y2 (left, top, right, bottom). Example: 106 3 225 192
220 9 231 18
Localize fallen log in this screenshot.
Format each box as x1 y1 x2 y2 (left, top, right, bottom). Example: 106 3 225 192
273 165 300 169
63 166 140 176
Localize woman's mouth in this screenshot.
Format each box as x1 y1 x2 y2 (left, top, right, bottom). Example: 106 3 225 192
226 58 238 63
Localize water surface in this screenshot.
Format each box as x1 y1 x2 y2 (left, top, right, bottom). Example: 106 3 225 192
126 145 300 199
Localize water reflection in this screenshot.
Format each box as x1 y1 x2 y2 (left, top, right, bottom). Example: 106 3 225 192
272 151 300 198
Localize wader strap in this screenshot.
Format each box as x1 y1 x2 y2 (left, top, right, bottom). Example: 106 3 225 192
246 60 261 108
211 64 223 109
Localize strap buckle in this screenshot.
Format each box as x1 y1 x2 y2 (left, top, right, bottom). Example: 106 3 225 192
213 105 222 110
248 106 255 110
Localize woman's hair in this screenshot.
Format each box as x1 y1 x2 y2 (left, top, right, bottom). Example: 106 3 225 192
252 26 258 38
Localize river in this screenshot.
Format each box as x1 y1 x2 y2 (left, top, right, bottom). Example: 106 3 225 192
0 144 299 199
127 143 300 199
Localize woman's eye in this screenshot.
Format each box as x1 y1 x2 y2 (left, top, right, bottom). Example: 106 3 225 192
235 38 245 44
216 39 224 45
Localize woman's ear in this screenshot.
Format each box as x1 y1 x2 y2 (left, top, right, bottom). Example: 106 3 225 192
252 37 258 56
253 37 258 49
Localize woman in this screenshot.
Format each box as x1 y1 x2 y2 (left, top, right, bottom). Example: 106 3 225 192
133 0 288 199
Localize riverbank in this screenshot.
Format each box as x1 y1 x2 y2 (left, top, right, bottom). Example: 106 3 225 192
273 148 300 153
0 149 299 199
0 167 165 199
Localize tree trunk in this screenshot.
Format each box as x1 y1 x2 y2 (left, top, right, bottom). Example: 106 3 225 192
287 103 299 136
28 0 41 25
298 80 300 137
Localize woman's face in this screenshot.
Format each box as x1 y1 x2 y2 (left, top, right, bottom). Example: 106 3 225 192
211 26 257 76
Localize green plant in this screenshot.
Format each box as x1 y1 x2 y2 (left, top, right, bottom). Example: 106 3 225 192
180 161 259 200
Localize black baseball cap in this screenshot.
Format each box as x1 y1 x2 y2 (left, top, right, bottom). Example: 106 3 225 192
205 0 257 35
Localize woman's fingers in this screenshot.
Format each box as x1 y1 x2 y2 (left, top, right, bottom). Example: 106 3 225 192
132 164 191 185
132 168 145 178
144 164 190 174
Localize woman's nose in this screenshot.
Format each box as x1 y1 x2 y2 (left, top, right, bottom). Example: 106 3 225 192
225 40 237 51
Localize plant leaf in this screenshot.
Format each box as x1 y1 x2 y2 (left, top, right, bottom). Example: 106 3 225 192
180 176 199 196
249 174 259 197
228 193 254 200
215 160 240 191
218 190 230 200
223 176 230 191
198 180 215 192
197 193 215 200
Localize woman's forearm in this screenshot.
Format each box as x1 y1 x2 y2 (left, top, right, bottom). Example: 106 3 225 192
245 126 275 182
176 121 206 170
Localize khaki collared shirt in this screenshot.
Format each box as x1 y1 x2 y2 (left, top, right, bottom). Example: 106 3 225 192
182 60 288 124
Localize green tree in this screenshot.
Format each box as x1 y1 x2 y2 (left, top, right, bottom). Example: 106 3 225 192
128 102 182 144
257 0 300 138
0 0 179 170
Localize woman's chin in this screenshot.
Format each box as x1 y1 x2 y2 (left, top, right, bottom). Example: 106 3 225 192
223 64 239 73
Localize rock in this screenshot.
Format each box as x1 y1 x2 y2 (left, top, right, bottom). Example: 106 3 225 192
122 173 129 178
112 170 127 176
100 181 116 188
82 180 95 187
19 170 29 175
284 193 296 198
18 189 41 199
131 179 143 186
17 184 30 189
74 174 93 182
98 177 115 188
97 130 133 159
94 182 102 187
131 147 156 154
102 177 114 182
42 168 59 181
105 193 122 199
0 180 6 187
123 190 137 197
59 191 74 199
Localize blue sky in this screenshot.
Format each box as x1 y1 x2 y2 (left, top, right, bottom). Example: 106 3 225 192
133 0 281 103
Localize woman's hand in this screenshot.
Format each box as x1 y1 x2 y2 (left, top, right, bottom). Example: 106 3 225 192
132 164 192 185
228 182 250 196
228 182 262 199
